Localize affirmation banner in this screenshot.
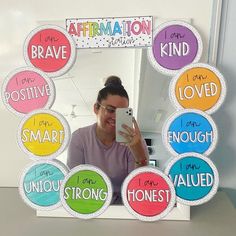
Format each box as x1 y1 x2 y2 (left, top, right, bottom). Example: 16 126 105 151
66 16 152 48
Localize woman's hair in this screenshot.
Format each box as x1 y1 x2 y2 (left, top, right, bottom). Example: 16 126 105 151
96 76 129 106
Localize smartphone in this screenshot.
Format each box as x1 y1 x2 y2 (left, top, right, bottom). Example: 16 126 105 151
116 108 133 143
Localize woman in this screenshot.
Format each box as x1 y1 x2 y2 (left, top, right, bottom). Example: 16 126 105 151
67 76 149 204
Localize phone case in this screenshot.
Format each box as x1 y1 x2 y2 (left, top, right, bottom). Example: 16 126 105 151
116 108 133 143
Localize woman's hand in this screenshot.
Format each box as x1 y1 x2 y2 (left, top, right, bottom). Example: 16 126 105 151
118 117 149 166
119 117 142 147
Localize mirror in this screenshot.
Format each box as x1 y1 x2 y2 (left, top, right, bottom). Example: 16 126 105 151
52 47 138 167
52 46 173 171
38 45 190 219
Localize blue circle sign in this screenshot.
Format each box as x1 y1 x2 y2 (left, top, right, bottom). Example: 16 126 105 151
165 153 219 205
162 109 218 155
19 160 68 210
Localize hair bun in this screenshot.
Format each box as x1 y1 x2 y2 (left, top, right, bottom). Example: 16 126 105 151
104 76 123 88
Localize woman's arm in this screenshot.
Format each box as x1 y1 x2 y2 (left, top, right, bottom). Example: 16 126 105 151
67 131 85 169
119 118 149 167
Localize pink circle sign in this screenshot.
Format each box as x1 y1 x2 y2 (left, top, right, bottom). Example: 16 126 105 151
24 25 76 77
122 167 176 221
1 67 55 116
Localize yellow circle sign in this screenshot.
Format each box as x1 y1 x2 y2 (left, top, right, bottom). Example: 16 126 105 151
170 63 226 114
18 109 70 159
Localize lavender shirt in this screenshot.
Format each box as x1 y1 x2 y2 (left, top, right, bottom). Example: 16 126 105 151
67 123 138 204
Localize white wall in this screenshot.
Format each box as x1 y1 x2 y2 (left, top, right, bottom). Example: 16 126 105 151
0 0 215 186
214 0 236 205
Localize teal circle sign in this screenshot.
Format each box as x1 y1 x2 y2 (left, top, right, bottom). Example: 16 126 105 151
19 160 68 210
165 153 219 206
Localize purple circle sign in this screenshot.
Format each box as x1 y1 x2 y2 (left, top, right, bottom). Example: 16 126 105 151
148 21 202 76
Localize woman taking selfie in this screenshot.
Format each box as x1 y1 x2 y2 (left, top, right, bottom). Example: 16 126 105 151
67 75 149 203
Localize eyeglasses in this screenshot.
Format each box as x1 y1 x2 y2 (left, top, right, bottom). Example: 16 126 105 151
97 103 116 114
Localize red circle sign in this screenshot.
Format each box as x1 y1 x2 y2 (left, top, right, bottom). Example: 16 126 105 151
122 167 176 221
24 25 76 77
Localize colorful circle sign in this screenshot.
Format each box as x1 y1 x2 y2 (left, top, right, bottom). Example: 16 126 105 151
1 67 55 116
162 109 218 156
165 153 219 206
121 167 176 221
60 165 112 219
24 25 76 77
17 109 71 159
148 21 202 75
169 63 227 114
19 160 68 210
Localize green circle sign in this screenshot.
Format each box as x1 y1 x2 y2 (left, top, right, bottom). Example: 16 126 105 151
60 165 112 219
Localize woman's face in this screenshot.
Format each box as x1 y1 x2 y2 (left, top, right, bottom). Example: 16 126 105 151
94 94 129 135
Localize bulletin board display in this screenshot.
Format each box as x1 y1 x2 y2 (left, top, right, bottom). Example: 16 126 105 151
0 3 225 220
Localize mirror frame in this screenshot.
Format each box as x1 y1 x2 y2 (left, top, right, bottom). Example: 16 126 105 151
36 0 223 221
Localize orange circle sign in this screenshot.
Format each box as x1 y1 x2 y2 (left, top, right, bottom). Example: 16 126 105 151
170 63 226 114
